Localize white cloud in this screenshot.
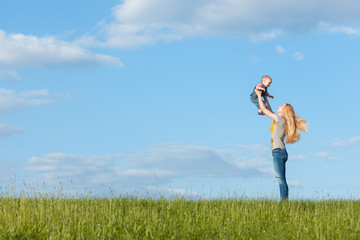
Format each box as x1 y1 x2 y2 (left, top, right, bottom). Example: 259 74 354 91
0 88 57 113
275 46 306 62
250 55 259 64
123 143 273 177
327 136 360 146
28 153 119 175
317 22 360 37
19 89 50 98
0 30 122 80
288 180 302 188
328 138 347 147
0 123 25 138
276 45 286 55
27 152 176 193
0 163 19 183
312 152 340 161
293 52 304 61
27 143 274 194
331 26 360 36
81 0 360 48
146 185 202 198
236 144 269 157
0 30 122 68
289 154 307 160
349 136 360 144
249 30 285 42
0 70 21 81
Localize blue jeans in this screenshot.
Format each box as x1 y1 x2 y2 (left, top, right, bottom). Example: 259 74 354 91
250 94 266 109
272 148 288 200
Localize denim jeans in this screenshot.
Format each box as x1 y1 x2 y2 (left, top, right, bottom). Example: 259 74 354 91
250 94 266 109
272 148 288 200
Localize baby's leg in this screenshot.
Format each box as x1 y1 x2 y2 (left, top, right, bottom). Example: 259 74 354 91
250 96 264 115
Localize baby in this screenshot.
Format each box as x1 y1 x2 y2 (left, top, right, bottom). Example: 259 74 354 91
250 75 274 115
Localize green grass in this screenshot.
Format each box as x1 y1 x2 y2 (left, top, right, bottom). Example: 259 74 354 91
0 193 359 239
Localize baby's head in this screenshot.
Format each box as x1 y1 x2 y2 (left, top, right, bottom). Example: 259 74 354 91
261 75 272 87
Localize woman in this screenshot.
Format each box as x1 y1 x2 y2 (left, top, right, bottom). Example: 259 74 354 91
255 89 308 200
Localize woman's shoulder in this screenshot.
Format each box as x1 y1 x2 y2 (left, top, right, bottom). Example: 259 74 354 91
276 115 285 124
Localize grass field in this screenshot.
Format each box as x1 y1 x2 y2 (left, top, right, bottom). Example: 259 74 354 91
0 191 359 240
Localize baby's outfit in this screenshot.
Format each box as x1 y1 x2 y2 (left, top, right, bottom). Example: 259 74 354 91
250 83 268 109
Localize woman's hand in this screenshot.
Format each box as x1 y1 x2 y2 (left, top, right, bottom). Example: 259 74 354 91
254 89 262 96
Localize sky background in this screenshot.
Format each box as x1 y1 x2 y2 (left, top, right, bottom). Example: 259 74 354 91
1 0 360 199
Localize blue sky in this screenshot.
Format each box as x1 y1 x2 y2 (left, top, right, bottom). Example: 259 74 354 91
1 0 360 199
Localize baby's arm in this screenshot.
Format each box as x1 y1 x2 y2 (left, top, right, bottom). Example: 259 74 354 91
264 96 273 112
266 92 274 99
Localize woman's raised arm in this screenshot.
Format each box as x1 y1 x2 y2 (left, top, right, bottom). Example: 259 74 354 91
255 89 278 121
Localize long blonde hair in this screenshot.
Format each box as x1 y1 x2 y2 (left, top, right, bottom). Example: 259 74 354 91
281 104 308 144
